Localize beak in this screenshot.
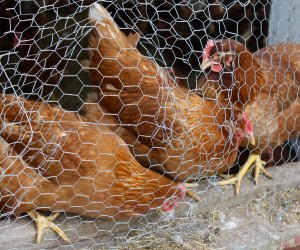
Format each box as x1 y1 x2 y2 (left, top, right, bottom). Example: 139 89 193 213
248 134 256 145
200 60 215 71
201 52 234 71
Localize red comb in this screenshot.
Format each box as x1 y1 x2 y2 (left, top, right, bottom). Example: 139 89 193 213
203 39 214 62
207 39 214 47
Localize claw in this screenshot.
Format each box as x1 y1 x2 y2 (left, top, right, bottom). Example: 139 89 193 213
217 153 272 195
27 211 69 244
253 158 272 184
218 173 235 179
184 183 199 188
185 189 201 202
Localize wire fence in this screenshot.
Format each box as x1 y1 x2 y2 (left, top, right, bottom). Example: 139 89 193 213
0 0 300 249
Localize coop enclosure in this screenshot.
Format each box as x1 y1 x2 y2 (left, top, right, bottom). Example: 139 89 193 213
0 0 300 249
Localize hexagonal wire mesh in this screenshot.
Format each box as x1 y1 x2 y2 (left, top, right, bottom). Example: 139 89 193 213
0 0 300 249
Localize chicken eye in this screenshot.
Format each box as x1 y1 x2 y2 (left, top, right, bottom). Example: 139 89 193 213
212 52 222 62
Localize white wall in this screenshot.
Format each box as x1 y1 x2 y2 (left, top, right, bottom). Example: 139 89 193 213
268 0 300 44
268 0 300 157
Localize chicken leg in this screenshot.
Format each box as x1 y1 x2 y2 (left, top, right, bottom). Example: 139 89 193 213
27 211 69 244
217 153 272 195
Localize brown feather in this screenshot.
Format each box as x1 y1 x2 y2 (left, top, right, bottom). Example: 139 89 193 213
0 94 183 220
198 39 300 156
87 4 247 181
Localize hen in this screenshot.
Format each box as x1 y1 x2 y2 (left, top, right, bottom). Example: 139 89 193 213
199 39 300 193
82 93 202 200
87 4 255 185
0 94 185 243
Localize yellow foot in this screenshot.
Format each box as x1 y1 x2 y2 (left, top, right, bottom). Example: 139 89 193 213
218 173 235 179
27 211 70 244
184 183 201 202
217 153 272 195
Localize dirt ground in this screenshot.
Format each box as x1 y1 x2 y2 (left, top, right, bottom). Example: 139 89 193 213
121 189 300 250
0 162 299 250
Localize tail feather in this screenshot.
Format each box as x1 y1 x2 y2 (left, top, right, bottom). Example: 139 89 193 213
88 3 142 90
88 3 173 93
127 32 140 47
89 3 123 44
88 33 98 61
88 2 140 50
89 2 112 24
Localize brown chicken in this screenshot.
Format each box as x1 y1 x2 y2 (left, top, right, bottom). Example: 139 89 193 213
0 137 70 243
87 4 255 184
199 39 300 193
0 94 185 243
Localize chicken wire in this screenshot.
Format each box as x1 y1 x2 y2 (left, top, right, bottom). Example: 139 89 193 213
0 0 300 249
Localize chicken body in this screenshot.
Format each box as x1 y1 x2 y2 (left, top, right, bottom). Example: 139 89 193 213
82 92 158 168
199 40 300 192
87 4 254 182
246 43 300 153
0 94 185 221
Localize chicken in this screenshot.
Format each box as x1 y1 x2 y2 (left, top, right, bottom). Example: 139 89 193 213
0 137 69 243
82 92 203 200
0 94 185 243
199 39 300 193
87 3 255 184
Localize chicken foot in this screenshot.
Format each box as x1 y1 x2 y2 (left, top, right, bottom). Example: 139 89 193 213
27 211 69 244
216 153 272 195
